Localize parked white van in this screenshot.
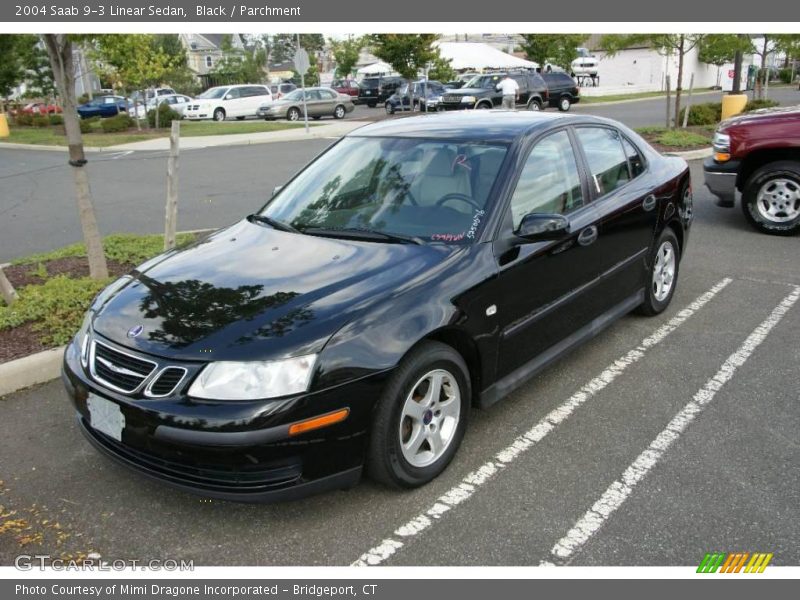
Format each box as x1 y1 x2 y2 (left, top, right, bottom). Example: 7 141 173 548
184 84 273 121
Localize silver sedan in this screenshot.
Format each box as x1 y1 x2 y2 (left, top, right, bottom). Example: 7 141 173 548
258 87 355 121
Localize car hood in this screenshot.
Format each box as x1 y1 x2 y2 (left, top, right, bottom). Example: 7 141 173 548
91 219 455 362
721 105 800 129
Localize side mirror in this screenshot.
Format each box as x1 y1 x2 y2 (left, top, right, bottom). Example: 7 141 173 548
516 212 570 241
272 185 283 197
224 94 233 100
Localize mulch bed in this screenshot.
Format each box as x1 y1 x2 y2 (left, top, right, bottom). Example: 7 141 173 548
1 257 135 364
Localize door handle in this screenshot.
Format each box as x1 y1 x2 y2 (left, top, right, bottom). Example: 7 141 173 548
577 225 598 246
642 194 657 212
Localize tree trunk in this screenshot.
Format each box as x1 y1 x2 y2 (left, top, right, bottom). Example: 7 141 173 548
43 35 108 280
673 35 685 129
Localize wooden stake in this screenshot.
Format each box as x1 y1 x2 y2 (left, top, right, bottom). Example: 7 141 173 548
164 120 180 251
0 267 17 306
682 73 695 128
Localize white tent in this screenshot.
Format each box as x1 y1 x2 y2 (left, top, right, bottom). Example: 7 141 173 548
435 42 538 71
356 61 397 77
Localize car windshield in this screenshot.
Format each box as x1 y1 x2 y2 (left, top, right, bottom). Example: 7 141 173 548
282 89 306 101
260 137 508 244
196 87 227 99
463 74 502 89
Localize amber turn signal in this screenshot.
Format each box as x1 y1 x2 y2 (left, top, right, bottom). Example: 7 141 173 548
288 408 350 436
714 152 731 162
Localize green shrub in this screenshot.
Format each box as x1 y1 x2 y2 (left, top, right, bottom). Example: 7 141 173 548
14 113 33 126
778 68 793 84
654 130 711 148
147 103 181 128
745 98 779 112
0 275 111 345
100 113 134 133
680 102 722 126
48 114 64 125
77 93 90 105
31 114 50 128
79 119 93 134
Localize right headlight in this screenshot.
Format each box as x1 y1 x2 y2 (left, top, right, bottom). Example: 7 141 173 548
461 96 476 103
188 355 318 400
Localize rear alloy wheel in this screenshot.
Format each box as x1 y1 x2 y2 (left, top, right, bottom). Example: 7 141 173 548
287 107 301 122
558 97 572 112
638 228 680 316
334 105 346 119
741 161 800 235
367 341 470 488
527 99 542 111
212 108 225 122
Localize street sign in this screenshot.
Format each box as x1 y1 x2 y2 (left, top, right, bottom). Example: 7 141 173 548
293 48 310 75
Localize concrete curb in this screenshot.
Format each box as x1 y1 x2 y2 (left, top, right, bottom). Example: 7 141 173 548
0 346 65 397
577 89 720 107
0 142 108 153
662 147 713 160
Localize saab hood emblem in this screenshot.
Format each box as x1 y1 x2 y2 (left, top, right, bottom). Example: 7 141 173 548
127 325 144 338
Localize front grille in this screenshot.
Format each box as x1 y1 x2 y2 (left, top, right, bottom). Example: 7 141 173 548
189 104 199 110
90 340 157 393
443 94 463 103
146 367 187 397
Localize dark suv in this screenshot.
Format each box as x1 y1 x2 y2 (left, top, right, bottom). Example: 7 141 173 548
541 72 581 111
439 72 548 111
358 76 406 108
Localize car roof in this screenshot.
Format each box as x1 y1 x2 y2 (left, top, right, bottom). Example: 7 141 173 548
347 110 578 143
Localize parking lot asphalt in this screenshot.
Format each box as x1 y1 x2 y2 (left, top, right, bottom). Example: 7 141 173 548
0 160 798 566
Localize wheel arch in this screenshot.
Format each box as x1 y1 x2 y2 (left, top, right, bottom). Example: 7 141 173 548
736 148 800 190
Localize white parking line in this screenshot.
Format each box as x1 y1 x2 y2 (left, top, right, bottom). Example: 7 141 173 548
352 278 733 566
546 284 800 564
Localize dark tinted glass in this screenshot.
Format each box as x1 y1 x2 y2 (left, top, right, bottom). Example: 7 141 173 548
576 127 631 196
622 137 646 178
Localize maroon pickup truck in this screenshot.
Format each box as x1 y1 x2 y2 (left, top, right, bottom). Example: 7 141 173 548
704 105 800 235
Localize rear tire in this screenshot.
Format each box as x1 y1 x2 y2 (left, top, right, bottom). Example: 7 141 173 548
287 107 301 122
638 227 680 316
334 105 346 119
741 161 800 235
366 341 470 489
385 102 395 115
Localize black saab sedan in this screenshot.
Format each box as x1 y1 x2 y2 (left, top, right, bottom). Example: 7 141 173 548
62 112 692 502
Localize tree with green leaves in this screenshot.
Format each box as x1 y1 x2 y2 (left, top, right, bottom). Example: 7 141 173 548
42 35 108 279
600 34 706 128
369 34 441 112
698 34 754 88
0 35 26 101
428 55 455 83
519 34 587 72
211 34 265 84
330 35 364 79
272 34 325 65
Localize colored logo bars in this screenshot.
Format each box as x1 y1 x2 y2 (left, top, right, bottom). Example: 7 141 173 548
697 552 773 573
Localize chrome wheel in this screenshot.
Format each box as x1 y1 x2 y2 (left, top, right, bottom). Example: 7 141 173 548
399 369 461 468
756 178 800 223
559 97 571 111
334 105 345 119
652 241 676 302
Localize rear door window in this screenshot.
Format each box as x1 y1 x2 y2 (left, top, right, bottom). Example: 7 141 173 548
576 127 632 197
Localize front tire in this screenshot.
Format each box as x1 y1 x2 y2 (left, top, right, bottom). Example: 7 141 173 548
558 96 572 112
366 341 470 489
638 228 680 316
741 161 800 235
385 102 395 115
527 99 542 111
212 108 225 122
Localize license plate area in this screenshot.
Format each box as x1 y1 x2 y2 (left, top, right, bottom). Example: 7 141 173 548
87 393 126 442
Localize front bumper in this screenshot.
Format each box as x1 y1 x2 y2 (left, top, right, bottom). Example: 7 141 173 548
703 157 740 208
62 339 388 502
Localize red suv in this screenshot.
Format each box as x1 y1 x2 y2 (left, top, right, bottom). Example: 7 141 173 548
704 105 800 235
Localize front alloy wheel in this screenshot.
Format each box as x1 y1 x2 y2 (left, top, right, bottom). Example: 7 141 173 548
367 341 470 488
399 370 461 468
287 107 301 121
742 161 800 235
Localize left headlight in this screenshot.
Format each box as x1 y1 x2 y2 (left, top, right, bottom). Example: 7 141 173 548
461 95 476 103
188 355 318 400
75 311 93 368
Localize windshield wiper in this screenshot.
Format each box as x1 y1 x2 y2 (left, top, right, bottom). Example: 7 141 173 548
300 226 423 245
248 214 299 234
